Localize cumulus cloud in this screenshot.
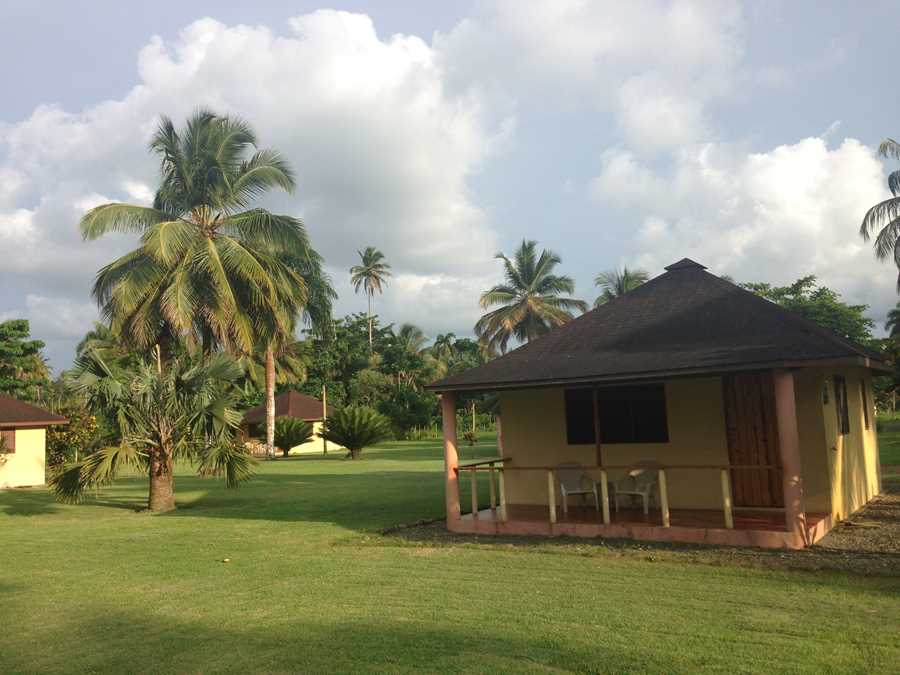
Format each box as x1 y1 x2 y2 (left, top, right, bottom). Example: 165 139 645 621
0 10 508 368
591 137 894 323
437 0 743 151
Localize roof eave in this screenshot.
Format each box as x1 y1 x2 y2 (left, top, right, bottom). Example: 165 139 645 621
0 418 68 429
427 355 889 393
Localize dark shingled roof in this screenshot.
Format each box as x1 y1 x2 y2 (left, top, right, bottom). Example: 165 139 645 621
428 258 886 392
0 394 68 428
242 390 332 425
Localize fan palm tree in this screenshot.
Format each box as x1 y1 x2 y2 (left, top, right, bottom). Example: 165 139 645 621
860 138 900 287
350 246 391 348
52 349 252 512
593 266 650 306
475 240 588 354
78 110 333 458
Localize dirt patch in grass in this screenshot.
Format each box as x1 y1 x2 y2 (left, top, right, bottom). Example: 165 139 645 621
378 472 900 578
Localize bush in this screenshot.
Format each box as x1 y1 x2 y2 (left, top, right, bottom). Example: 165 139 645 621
320 406 391 460
273 418 314 457
463 431 478 446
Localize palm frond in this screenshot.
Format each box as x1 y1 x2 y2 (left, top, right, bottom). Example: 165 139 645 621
80 203 172 240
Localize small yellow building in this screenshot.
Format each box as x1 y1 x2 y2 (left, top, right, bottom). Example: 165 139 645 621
240 390 344 455
428 259 885 549
0 394 67 489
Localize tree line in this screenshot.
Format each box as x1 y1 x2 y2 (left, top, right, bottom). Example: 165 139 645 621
2 113 898 512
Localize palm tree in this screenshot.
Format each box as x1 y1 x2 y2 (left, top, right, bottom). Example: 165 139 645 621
593 266 650 306
53 350 252 512
320 406 391 460
886 302 900 337
350 246 391 348
273 417 314 457
475 240 588 354
397 323 429 355
860 138 900 287
78 110 333 458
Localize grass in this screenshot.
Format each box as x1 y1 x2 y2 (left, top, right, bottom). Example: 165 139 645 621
1 435 898 673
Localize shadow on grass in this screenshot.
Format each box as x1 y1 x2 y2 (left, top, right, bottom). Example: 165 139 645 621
0 608 672 674
0 489 63 517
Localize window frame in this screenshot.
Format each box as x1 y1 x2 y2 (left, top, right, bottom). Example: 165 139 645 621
833 375 850 435
860 380 870 431
0 429 15 454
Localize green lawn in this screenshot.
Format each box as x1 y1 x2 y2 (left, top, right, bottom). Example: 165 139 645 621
1 437 898 674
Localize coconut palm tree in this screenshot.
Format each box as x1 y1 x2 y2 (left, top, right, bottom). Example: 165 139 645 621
78 110 333 458
52 349 252 512
886 302 900 337
860 138 900 287
350 246 391 348
475 240 588 354
396 323 429 355
593 266 650 306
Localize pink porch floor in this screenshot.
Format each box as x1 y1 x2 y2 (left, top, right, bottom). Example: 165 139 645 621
452 504 832 549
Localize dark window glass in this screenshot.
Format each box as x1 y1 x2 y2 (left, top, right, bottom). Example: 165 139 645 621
860 381 870 431
564 389 596 445
596 384 669 444
834 376 850 435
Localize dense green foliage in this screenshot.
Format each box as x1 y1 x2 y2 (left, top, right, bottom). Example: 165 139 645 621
45 405 99 470
0 319 50 402
476 239 588 353
743 276 875 345
320 406 392 459
1 438 897 673
273 417 314 457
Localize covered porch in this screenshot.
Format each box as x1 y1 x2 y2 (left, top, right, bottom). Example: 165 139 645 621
439 368 831 550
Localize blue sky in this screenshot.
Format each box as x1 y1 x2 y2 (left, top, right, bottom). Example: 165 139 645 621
1 1 897 370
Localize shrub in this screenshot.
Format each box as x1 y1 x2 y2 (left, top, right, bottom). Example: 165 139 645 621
320 406 391 460
273 418 314 457
463 431 478 446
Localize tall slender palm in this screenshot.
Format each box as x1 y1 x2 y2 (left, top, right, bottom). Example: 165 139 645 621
860 138 900 287
396 323 429 354
350 246 391 348
79 110 333 461
475 240 588 354
593 266 650 306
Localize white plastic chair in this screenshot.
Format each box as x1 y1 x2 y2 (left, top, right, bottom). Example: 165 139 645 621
613 464 659 515
555 463 600 516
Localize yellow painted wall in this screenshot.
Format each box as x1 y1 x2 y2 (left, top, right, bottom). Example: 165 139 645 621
498 370 879 516
499 378 732 509
820 367 880 520
287 421 346 455
0 428 46 489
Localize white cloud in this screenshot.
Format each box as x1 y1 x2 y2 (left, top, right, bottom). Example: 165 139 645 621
0 10 509 368
437 0 744 151
592 137 895 323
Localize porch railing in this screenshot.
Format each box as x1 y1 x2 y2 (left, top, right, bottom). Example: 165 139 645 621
454 463 781 530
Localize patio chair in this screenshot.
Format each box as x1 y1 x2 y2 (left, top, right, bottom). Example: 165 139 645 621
555 463 600 517
612 463 660 515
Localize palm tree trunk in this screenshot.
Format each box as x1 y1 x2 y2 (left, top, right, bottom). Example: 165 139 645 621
148 447 175 512
367 292 373 349
265 346 276 459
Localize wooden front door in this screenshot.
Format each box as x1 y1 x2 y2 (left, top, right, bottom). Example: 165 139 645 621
722 373 784 508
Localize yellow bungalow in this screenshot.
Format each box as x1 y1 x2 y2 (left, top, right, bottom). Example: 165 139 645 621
240 390 344 455
0 394 67 489
427 259 884 549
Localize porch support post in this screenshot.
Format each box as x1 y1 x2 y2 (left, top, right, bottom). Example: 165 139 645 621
441 391 461 522
599 469 610 525
470 469 478 520
720 468 734 529
773 369 807 540
658 469 670 527
498 468 508 522
547 469 557 524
